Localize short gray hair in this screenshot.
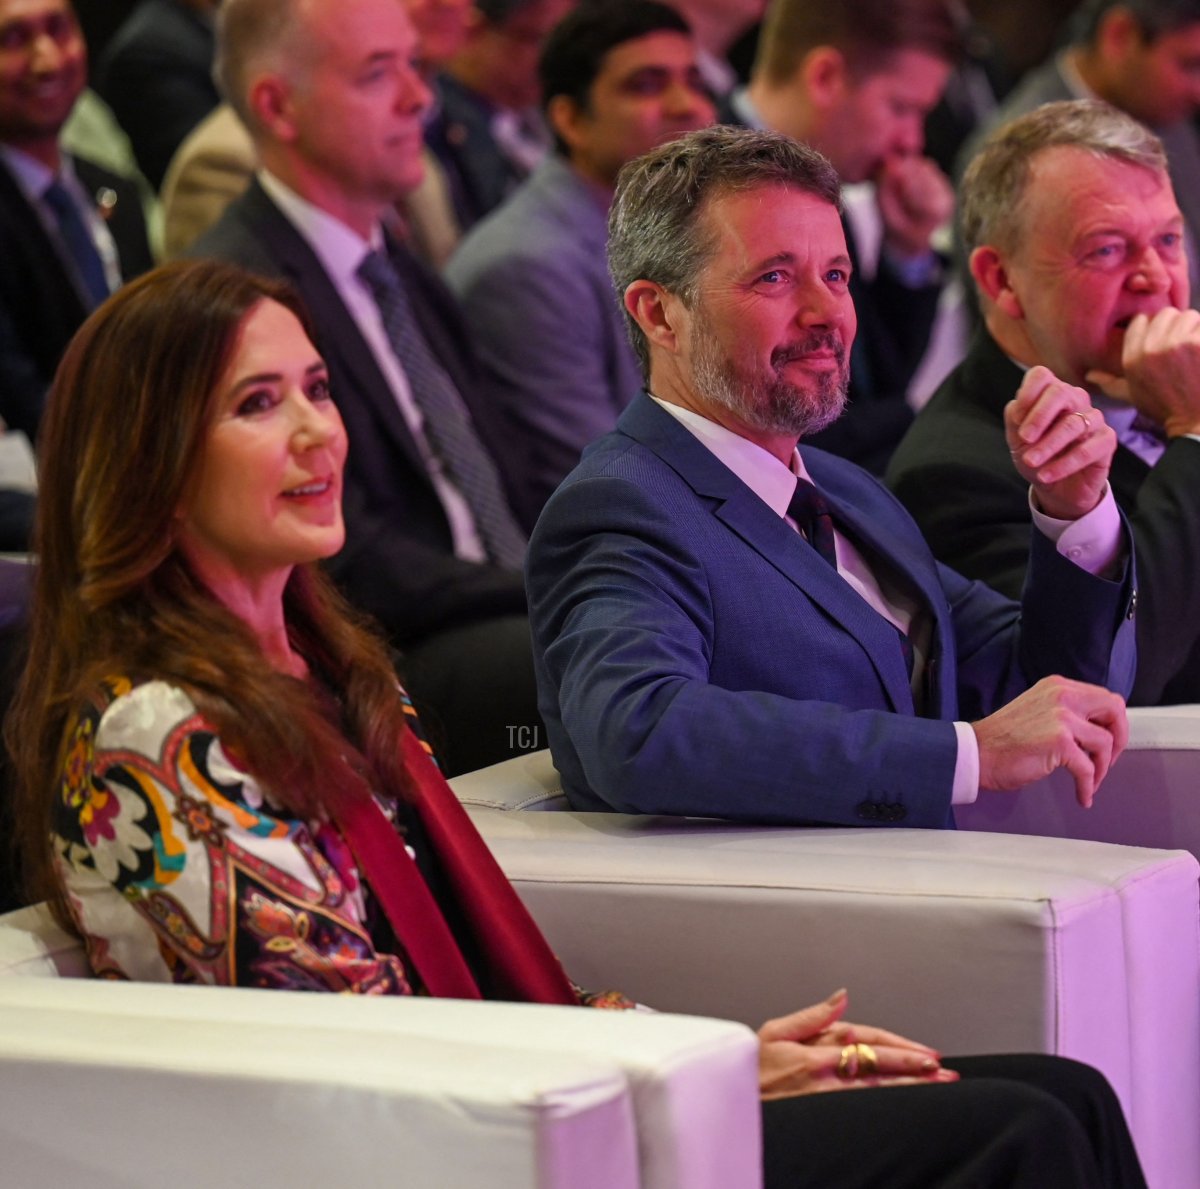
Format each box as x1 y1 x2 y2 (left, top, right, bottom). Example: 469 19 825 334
214 0 314 132
960 98 1168 256
608 125 843 377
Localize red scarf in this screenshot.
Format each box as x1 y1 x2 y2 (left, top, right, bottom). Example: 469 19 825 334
328 728 577 1006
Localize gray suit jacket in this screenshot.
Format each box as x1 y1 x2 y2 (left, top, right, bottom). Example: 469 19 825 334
445 155 640 528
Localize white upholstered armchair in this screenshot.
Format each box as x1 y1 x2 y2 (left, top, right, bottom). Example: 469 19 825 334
0 903 760 1189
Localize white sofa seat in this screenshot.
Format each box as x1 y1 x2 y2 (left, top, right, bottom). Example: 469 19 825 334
452 750 1200 1189
0 905 760 1189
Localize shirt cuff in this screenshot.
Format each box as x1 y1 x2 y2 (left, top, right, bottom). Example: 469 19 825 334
1029 484 1123 576
951 720 980 805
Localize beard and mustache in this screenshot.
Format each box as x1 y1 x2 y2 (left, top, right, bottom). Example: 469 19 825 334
688 311 850 439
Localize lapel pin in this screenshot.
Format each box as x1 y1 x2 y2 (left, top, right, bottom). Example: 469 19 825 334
95 187 119 220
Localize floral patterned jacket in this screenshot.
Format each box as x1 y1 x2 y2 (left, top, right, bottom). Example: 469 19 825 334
58 677 448 993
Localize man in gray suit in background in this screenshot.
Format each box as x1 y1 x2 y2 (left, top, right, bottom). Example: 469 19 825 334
445 0 713 527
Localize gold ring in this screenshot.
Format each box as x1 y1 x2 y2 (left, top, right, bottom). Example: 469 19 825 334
836 1043 859 1079
854 1042 879 1076
1069 410 1091 431
835 1042 879 1079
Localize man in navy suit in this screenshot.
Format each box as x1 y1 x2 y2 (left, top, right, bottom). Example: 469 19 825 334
528 125 1137 827
0 0 152 446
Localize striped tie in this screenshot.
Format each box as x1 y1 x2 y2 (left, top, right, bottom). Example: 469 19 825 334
357 249 526 569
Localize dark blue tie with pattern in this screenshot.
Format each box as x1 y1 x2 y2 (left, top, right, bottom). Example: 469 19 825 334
42 178 109 308
788 476 838 570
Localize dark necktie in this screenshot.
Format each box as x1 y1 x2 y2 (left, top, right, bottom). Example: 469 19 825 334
790 476 918 687
357 248 526 569
42 178 109 308
788 476 838 570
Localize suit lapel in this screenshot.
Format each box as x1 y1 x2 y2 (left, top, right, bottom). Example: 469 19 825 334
807 449 946 617
809 450 950 708
73 157 153 280
618 395 916 711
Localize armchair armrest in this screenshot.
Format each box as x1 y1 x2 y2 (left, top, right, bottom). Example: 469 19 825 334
0 976 759 1189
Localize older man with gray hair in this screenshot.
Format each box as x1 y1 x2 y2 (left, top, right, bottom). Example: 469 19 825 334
889 98 1200 705
529 124 1138 834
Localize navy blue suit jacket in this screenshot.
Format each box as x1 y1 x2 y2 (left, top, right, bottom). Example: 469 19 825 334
528 394 1137 827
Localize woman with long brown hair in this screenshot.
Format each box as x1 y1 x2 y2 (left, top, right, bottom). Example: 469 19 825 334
7 258 1143 1187
9 257 576 1000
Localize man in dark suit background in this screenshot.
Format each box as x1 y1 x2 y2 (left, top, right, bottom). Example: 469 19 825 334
529 125 1136 828
192 0 538 776
0 0 152 475
888 99 1200 706
722 0 962 474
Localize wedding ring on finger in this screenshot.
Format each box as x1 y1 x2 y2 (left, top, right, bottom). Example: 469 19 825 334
836 1042 880 1080
1069 410 1091 432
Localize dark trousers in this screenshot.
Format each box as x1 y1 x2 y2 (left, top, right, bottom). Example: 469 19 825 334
761 1053 1146 1189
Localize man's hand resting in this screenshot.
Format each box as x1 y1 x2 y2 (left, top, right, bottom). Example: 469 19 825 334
972 676 1129 808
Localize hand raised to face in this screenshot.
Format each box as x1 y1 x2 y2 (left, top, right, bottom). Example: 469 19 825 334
875 155 954 261
1087 307 1200 438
